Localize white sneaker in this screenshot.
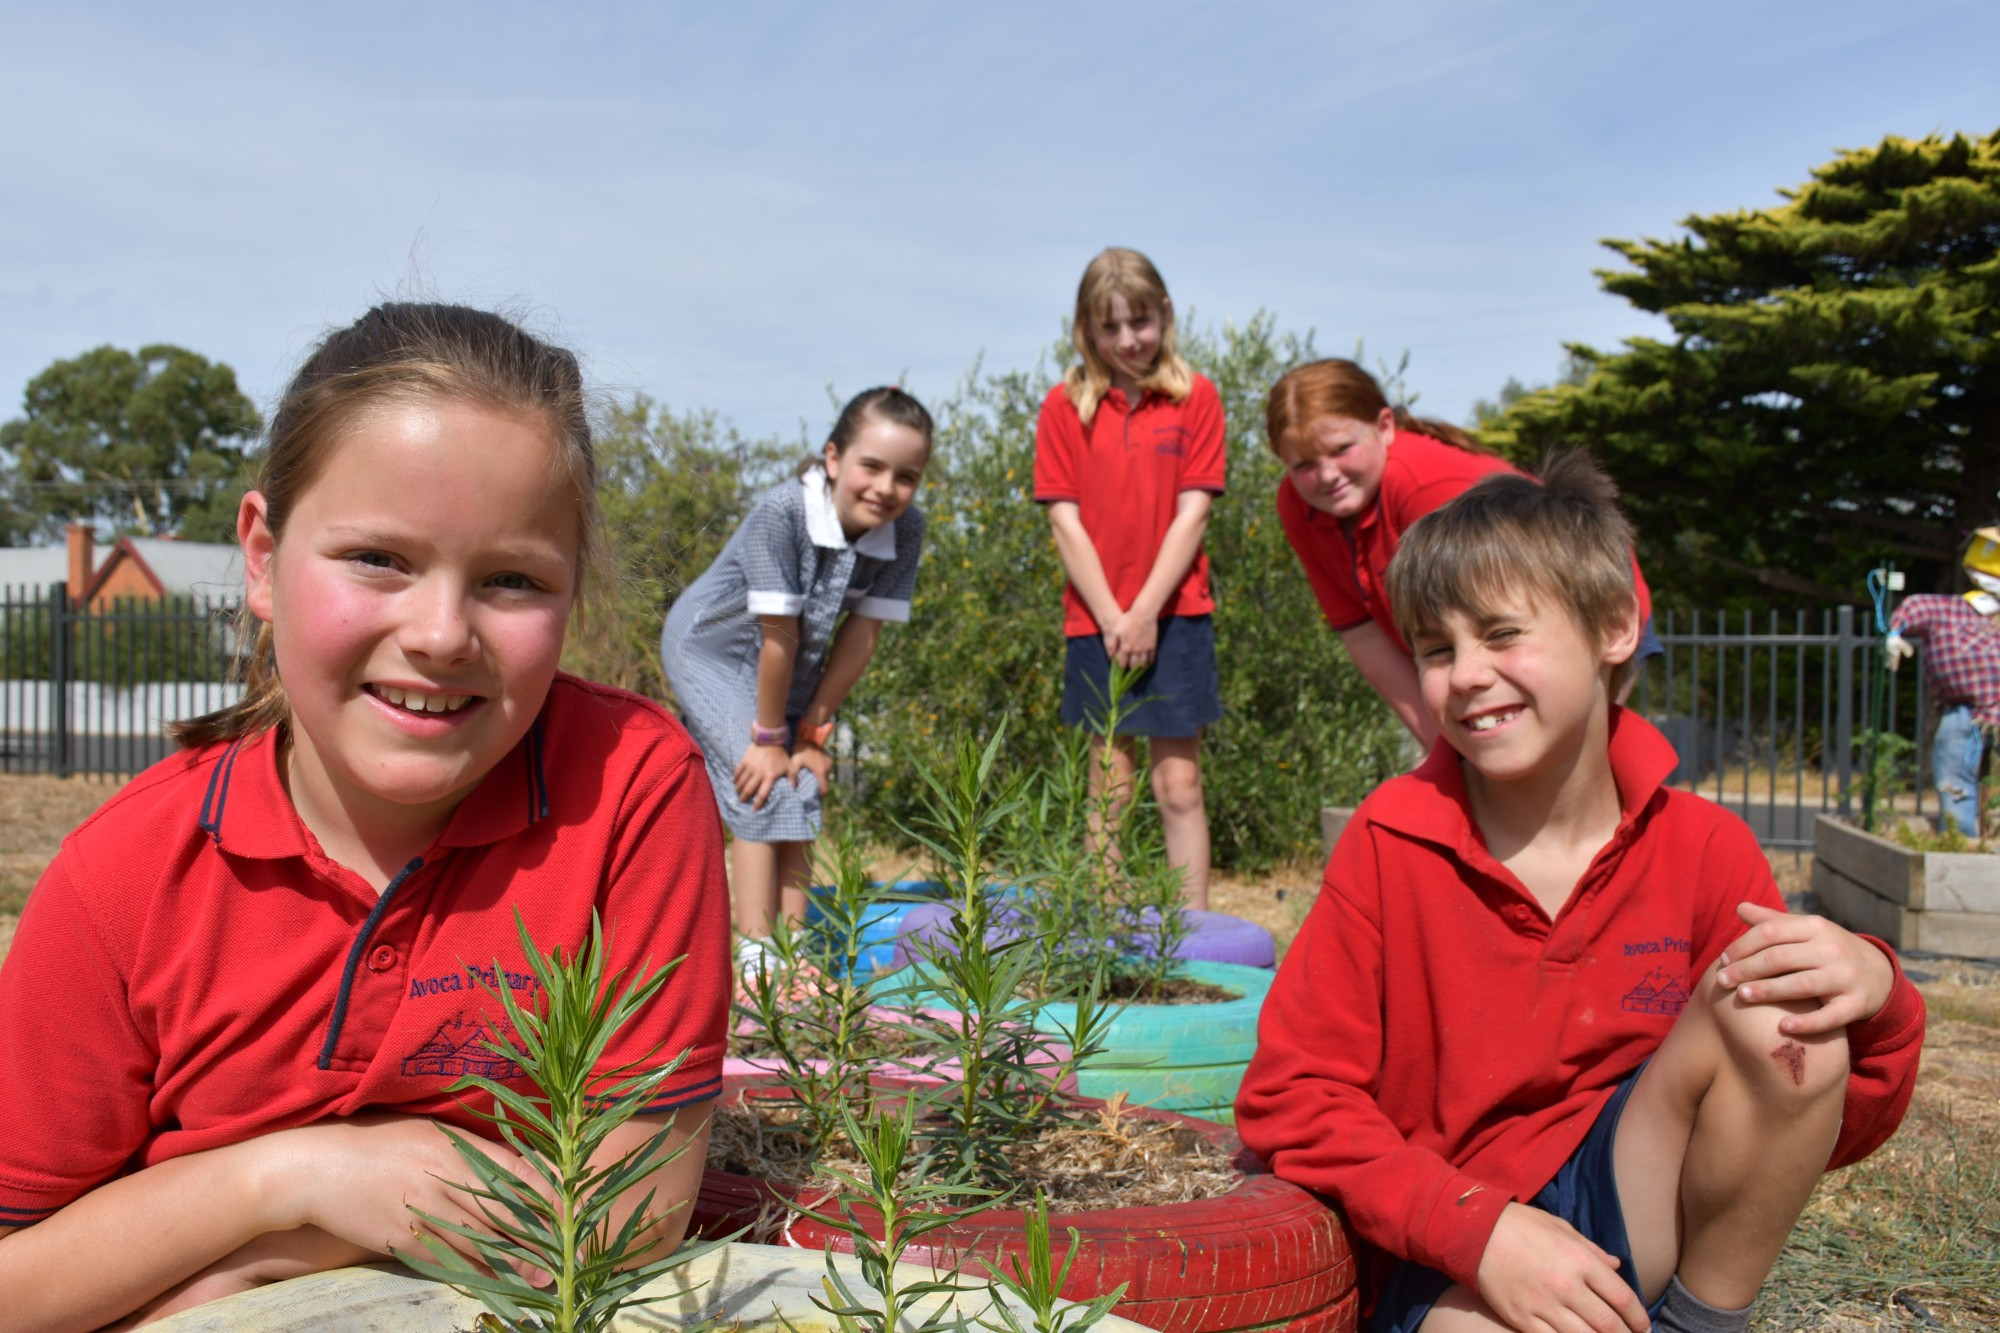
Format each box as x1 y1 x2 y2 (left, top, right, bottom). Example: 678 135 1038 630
735 935 776 976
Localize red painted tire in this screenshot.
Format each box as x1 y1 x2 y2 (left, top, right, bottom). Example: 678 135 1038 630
692 1079 1357 1333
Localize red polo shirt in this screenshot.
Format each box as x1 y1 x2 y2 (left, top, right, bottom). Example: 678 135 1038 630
1276 432 1654 652
0 673 729 1227
1235 711 1925 1303
1034 374 1227 637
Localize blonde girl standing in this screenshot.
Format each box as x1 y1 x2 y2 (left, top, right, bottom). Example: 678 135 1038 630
1034 248 1225 910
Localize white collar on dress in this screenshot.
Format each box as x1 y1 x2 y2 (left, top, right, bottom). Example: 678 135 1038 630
801 472 898 559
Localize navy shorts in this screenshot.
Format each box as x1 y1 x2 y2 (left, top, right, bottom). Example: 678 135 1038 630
1061 614 1223 739
1372 1068 1667 1333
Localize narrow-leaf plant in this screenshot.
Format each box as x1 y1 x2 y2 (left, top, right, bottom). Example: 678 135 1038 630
400 910 728 1332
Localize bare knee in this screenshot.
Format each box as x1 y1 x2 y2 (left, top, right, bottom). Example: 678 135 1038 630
1150 761 1204 818
1702 967 1849 1107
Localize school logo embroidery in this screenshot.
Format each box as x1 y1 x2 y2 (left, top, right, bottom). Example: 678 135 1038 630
401 1012 524 1081
1153 424 1191 457
1621 968 1691 1016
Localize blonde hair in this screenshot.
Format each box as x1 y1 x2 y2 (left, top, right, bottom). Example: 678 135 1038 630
1264 358 1481 461
1062 247 1194 425
1385 451 1643 696
171 303 601 749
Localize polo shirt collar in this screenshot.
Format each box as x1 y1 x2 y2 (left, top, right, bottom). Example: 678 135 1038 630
197 713 551 859
1375 706 1680 857
801 473 897 560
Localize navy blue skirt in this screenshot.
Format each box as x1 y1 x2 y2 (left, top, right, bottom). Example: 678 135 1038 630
1061 614 1223 738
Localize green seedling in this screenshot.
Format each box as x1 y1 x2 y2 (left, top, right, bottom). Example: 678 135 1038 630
979 1192 1125 1333
400 910 726 1332
786 1097 996 1333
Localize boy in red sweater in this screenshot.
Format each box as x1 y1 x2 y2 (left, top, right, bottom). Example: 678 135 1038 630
1236 454 1925 1333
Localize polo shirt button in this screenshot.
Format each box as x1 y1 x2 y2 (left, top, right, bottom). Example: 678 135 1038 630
1507 904 1530 922
368 945 397 972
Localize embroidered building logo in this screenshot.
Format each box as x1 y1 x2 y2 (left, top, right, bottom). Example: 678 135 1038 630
1621 968 1691 1016
402 1013 525 1080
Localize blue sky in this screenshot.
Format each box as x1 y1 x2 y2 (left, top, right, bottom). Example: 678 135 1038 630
3 1 1996 449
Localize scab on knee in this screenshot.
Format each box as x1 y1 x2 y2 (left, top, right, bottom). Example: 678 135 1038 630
1700 964 1848 1102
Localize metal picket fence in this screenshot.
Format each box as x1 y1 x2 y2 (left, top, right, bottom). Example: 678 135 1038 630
1630 605 1926 853
1 582 241 779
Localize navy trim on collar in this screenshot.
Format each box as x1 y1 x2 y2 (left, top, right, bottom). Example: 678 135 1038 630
318 856 425 1070
197 737 248 848
525 713 549 823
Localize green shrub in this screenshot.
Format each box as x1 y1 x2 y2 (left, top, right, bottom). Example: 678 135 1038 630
844 317 1403 868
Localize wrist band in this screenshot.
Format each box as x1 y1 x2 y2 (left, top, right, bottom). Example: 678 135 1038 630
750 721 791 747
801 717 836 747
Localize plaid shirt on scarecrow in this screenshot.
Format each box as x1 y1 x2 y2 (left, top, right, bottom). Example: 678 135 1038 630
1890 594 2000 731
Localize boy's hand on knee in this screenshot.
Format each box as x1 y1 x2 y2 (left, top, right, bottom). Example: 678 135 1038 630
1716 902 1895 1035
1477 1203 1651 1333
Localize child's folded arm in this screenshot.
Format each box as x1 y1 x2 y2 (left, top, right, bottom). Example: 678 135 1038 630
1235 860 1511 1289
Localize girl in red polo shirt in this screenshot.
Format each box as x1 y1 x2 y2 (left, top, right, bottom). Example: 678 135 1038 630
1034 248 1226 910
0 304 729 1327
1267 358 1655 746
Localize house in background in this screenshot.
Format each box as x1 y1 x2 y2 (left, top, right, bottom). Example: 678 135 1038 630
0 524 240 608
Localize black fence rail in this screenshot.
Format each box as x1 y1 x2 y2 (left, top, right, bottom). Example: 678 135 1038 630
1631 605 1926 853
1 582 241 779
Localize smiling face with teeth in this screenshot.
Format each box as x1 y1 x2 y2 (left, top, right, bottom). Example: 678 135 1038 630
1409 587 1639 802
241 395 580 866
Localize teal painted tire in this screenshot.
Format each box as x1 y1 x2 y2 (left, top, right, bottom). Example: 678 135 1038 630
1037 961 1272 1120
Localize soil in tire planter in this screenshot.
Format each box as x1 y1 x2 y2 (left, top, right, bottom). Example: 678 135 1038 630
691 1078 1358 1333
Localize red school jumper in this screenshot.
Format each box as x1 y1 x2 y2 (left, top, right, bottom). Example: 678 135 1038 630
1234 710 1924 1305
1033 374 1227 637
1276 431 1654 653
0 673 730 1227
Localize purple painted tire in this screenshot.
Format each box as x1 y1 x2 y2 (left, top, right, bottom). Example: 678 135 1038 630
890 904 1275 971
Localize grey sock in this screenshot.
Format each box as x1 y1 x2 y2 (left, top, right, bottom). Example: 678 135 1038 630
1653 1275 1752 1333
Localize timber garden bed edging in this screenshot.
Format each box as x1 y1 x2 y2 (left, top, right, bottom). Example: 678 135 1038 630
1812 814 2000 958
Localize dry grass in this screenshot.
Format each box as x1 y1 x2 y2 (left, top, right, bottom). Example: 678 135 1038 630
2 779 1994 1326
0 773 124 921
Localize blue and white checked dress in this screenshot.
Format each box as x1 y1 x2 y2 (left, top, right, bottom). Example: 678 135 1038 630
661 474 925 842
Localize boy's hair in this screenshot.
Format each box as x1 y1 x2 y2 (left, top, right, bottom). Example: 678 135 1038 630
1264 358 1482 460
796 385 936 478
1386 450 1644 695
1063 247 1194 426
172 302 600 749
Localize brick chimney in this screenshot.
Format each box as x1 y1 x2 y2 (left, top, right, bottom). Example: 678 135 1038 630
66 523 94 605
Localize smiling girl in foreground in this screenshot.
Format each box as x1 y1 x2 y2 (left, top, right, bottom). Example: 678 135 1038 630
0 304 730 1328
661 387 930 954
